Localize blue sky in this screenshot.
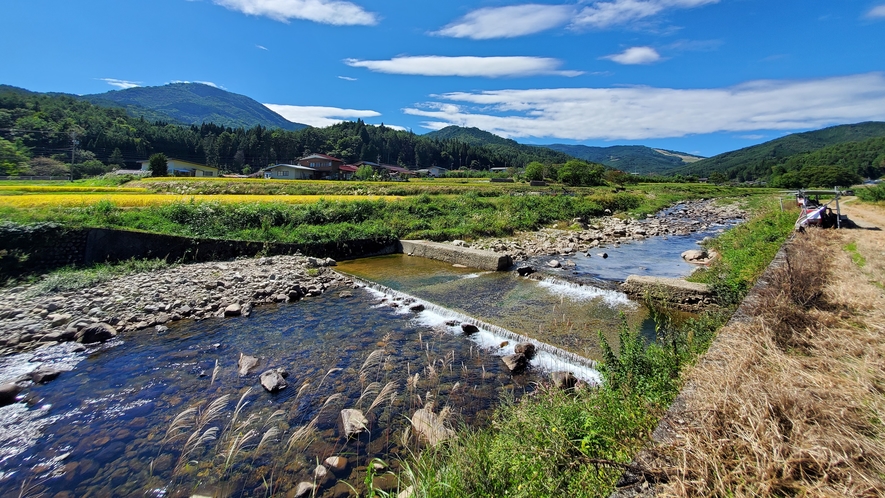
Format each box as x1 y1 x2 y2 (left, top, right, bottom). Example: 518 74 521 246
2 0 885 156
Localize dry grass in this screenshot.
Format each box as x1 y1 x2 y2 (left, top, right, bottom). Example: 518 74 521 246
657 227 885 497
0 193 401 208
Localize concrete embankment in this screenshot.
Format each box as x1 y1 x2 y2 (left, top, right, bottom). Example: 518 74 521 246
399 240 513 271
620 275 715 311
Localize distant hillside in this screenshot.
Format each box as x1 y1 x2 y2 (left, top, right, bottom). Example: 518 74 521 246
541 144 704 175
82 83 308 131
424 126 577 165
674 122 885 180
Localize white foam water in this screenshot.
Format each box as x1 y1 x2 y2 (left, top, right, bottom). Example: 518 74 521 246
535 277 636 308
353 278 601 383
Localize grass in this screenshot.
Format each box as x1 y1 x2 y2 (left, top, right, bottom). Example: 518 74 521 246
657 227 885 496
843 240 867 267
0 193 400 208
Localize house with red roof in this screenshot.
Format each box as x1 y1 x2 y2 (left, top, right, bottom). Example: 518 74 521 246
297 154 346 180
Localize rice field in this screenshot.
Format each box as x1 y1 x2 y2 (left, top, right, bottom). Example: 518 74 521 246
0 193 402 208
0 186 149 193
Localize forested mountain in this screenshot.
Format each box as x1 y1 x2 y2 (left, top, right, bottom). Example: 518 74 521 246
767 135 885 187
674 122 885 181
0 87 579 177
424 126 573 167
81 83 308 131
542 144 704 175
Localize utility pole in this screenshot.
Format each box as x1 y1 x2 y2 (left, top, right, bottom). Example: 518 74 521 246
69 131 79 182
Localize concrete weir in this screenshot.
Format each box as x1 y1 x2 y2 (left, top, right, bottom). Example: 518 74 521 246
620 275 714 311
398 240 512 271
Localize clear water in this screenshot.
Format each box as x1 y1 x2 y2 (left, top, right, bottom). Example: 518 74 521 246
0 290 586 498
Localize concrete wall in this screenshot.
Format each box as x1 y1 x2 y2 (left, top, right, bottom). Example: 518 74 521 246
398 240 512 271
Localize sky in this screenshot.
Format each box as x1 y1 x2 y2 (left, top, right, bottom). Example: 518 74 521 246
2 0 885 156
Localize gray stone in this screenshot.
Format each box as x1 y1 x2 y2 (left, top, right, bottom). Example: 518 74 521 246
324 456 348 472
598 252 608 259
409 303 425 313
546 259 562 268
550 371 578 390
681 249 708 263
47 313 72 327
460 323 479 335
502 353 528 373
411 404 454 446
293 482 316 498
339 409 368 438
30 366 64 383
76 323 117 344
224 303 242 317
338 291 353 298
514 343 537 360
238 354 260 376
259 368 288 393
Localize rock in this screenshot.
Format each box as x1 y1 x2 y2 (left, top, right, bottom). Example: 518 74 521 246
460 323 479 335
681 249 708 262
546 259 561 268
259 368 288 393
514 343 537 360
338 291 353 299
76 323 117 344
372 474 398 492
598 252 608 259
224 303 242 317
409 303 425 313
550 371 578 390
516 266 535 277
238 354 260 376
502 354 528 374
340 409 369 438
47 313 72 327
292 482 316 498
324 456 348 472
398 486 415 498
411 404 454 446
154 325 169 334
314 464 328 480
30 366 64 383
0 383 22 406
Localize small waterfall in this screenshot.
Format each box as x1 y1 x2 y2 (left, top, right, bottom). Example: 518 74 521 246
534 276 636 308
348 276 601 383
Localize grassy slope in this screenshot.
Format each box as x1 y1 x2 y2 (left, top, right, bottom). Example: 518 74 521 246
542 144 703 175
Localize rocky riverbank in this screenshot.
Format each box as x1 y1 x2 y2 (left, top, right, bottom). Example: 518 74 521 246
0 255 352 358
464 199 746 260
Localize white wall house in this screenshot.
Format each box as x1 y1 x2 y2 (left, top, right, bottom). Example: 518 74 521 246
263 164 314 180
137 158 218 177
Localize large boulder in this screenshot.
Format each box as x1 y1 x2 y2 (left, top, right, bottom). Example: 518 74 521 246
0 383 22 406
76 323 117 344
259 368 288 393
339 409 369 438
224 303 242 317
546 259 562 269
324 455 348 473
238 354 260 376
502 353 528 374
514 343 537 360
516 266 535 277
30 366 64 383
460 323 479 335
550 371 578 391
681 249 708 263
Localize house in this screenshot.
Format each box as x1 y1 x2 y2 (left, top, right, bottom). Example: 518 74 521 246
339 165 358 180
137 158 218 177
489 167 509 173
263 164 315 180
355 161 416 179
427 166 448 177
297 154 345 180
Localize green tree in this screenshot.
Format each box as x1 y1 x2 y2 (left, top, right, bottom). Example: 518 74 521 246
0 137 30 176
708 172 728 185
108 148 125 167
149 153 168 177
28 157 69 177
242 165 252 175
558 160 605 186
524 161 545 181
355 164 375 181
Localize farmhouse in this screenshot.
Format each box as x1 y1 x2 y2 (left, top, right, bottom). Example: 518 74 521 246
355 161 416 179
137 158 218 177
297 154 345 180
263 164 314 180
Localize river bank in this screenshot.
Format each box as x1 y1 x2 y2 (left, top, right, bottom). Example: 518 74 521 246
0 255 348 358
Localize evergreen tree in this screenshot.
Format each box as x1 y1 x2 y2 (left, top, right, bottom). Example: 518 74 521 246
149 152 168 177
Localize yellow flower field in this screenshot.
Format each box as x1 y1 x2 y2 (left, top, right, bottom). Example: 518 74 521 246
0 194 401 208
0 186 149 193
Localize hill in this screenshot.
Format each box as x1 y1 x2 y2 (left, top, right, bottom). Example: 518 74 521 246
674 122 885 180
541 144 704 175
81 83 308 131
424 126 575 166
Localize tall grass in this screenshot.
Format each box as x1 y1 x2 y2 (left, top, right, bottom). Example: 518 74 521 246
27 257 170 296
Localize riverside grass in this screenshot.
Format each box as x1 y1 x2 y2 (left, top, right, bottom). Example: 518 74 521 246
398 199 796 498
0 193 400 208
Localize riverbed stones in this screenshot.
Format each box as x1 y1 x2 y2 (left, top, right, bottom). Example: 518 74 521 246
0 383 22 406
324 456 348 472
223 303 242 317
340 409 369 438
238 354 260 376
411 403 454 446
292 481 316 498
76 323 117 344
502 353 528 374
546 259 562 268
259 368 288 393
30 366 64 383
460 323 479 335
514 342 537 360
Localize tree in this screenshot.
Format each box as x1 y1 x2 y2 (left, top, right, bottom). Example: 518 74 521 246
108 148 125 167
558 160 605 186
525 161 545 181
0 137 30 176
242 165 252 175
72 159 111 180
708 172 728 185
28 157 69 177
149 153 168 177
355 164 375 181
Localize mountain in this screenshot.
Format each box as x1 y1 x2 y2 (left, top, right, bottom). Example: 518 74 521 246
424 126 575 165
673 122 885 180
81 83 308 131
541 144 704 175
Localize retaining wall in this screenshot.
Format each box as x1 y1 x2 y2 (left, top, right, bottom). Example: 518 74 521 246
398 240 513 271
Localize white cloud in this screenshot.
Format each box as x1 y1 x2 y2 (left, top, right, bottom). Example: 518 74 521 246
256 44 269 50
868 5 885 18
344 56 583 78
338 75 358 81
433 1 718 39
171 80 226 89
99 78 141 89
264 103 380 127
381 124 408 131
403 73 885 141
433 4 574 39
210 0 377 26
603 46 661 64
738 134 766 140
